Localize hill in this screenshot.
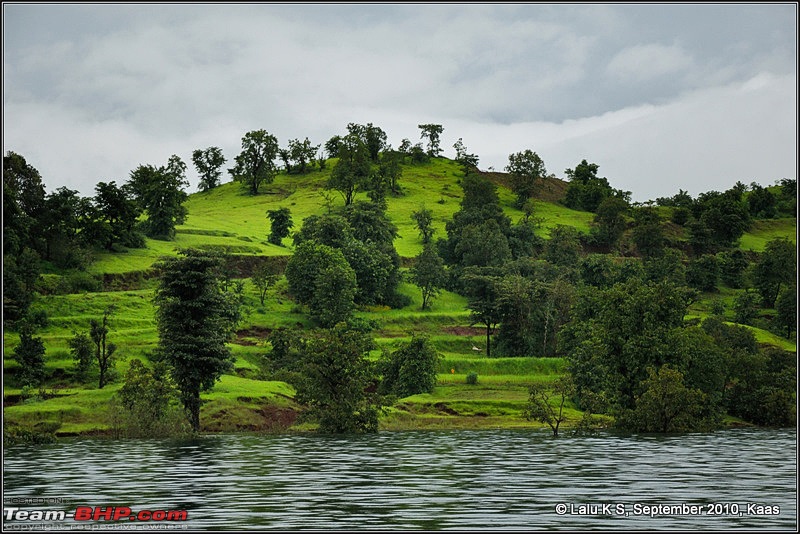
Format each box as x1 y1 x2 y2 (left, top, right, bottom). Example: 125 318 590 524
3 156 796 440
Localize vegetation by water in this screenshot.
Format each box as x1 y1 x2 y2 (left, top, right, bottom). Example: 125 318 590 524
3 123 796 442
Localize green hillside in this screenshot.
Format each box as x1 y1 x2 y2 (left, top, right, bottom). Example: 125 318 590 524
4 156 796 440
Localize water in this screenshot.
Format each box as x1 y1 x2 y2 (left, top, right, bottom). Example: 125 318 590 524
3 428 796 530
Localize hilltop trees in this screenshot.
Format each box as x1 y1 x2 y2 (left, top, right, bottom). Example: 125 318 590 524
418 124 444 157
229 129 280 195
87 181 143 250
153 249 243 432
127 155 189 240
328 133 372 206
506 149 547 208
192 146 226 191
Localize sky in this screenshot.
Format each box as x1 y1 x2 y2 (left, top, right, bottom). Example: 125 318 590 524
3 3 797 202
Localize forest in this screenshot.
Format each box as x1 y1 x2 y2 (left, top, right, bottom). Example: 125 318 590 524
3 122 797 442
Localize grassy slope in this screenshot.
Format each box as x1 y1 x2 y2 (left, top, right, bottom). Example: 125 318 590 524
5 158 796 436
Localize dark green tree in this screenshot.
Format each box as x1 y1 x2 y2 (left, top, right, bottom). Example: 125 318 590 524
288 137 321 174
266 207 293 246
544 225 583 267
410 243 447 310
718 249 749 288
753 238 796 307
293 324 382 433
506 149 547 208
591 196 629 247
328 133 372 206
90 307 117 389
116 359 185 437
87 181 144 250
153 249 242 432
774 284 796 338
631 206 665 258
686 254 719 292
192 146 226 191
733 290 760 325
228 129 280 195
462 269 503 357
69 331 94 381
128 155 189 240
13 323 46 387
312 254 357 328
411 207 435 244
453 138 479 173
418 123 444 157
378 335 441 397
347 123 387 163
746 183 776 219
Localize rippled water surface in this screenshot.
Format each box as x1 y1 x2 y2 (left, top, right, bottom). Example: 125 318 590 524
3 428 796 530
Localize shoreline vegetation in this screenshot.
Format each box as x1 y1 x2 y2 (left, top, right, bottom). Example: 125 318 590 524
3 130 796 445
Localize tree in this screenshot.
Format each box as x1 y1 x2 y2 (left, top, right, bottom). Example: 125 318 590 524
293 324 382 433
623 365 710 433
544 225 583 267
631 206 665 258
127 155 189 240
410 243 447 310
90 307 117 389
746 183 776 219
506 149 547 208
288 137 321 174
774 284 796 338
523 377 573 436
378 335 441 397
418 123 444 157
411 207 435 244
192 146 226 191
251 262 281 306
312 254 357 328
347 123 387 163
13 323 46 387
591 196 629 247
718 249 749 288
228 129 280 195
733 290 760 325
563 160 622 213
153 249 242 432
686 254 719 292
116 359 185 437
266 207 293 246
462 270 503 357
453 138 479 172
87 181 144 250
753 238 796 307
69 331 94 381
327 133 372 206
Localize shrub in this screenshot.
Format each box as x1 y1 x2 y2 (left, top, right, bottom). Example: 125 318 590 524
466 372 478 385
379 335 442 397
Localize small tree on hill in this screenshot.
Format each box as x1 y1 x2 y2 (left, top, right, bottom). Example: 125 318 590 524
378 335 441 398
13 322 46 387
69 331 94 381
266 207 293 246
192 147 226 192
228 130 280 195
252 262 281 306
90 306 117 389
506 149 547 208
411 207 434 244
418 124 444 157
410 243 447 310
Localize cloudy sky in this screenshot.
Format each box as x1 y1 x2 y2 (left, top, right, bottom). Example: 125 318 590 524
3 3 797 202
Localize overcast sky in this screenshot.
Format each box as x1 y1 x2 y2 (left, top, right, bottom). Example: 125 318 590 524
3 3 797 202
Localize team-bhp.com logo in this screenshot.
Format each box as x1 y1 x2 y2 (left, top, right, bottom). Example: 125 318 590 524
5 506 188 522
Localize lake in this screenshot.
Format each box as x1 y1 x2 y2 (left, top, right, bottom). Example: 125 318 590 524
2 428 796 530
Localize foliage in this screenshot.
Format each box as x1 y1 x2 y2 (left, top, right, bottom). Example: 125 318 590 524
193 146 226 192
410 243 447 310
411 206 435 244
523 376 573 436
347 122 387 163
312 251 358 327
114 359 188 438
747 183 777 219
12 323 46 387
462 269 503 357
153 249 242 431
453 138 479 173
718 249 749 288
327 133 371 205
692 186 752 249
774 284 796 338
418 124 444 157
591 196 629 247
752 237 796 307
466 372 478 385
127 155 189 240
631 206 665 258
292 324 382 433
378 335 442 397
266 207 293 246
686 254 719 292
69 331 94 381
620 365 711 433
726 347 796 427
286 137 321 174
228 129 280 195
251 262 281 306
89 306 118 389
563 160 627 212
733 290 760 325
506 149 547 208
85 181 144 250
544 225 583 267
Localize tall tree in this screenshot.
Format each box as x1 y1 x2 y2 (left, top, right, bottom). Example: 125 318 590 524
410 243 447 310
13 322 46 387
327 133 372 206
128 155 189 240
153 249 242 432
89 307 117 389
418 124 444 157
192 146 226 192
462 269 503 357
753 238 797 307
88 181 143 250
228 129 280 195
506 149 547 208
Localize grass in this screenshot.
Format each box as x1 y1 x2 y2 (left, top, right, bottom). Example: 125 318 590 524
739 218 796 252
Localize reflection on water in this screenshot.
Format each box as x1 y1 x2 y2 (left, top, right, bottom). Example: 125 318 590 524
3 428 797 530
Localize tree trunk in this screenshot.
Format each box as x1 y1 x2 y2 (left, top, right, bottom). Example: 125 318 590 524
485 323 491 358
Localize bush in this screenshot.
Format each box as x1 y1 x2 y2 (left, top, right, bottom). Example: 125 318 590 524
379 335 442 397
466 372 478 385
